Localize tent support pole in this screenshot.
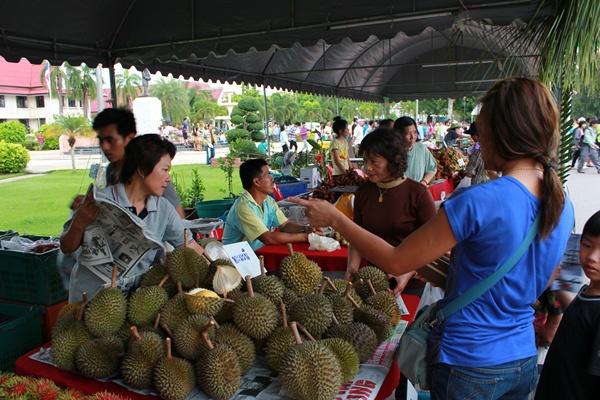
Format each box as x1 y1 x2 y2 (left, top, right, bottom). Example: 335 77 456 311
108 56 117 108
335 96 340 116
263 85 270 157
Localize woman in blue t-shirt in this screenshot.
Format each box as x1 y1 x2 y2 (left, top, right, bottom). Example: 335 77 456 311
292 78 575 399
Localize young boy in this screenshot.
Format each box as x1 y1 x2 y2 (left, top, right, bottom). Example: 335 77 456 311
536 210 600 399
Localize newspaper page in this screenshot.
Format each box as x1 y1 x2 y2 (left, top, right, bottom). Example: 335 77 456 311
78 185 164 284
33 322 408 400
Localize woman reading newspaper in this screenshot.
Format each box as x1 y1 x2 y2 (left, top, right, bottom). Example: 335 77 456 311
60 134 204 302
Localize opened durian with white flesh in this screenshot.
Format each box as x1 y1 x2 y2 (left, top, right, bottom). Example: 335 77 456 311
59 133 207 303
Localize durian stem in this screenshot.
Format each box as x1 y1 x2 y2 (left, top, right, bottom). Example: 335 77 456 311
324 277 338 293
130 326 142 341
111 265 118 288
346 292 361 309
158 274 170 288
184 230 188 248
259 255 266 276
280 301 288 328
344 281 354 297
165 338 173 360
201 331 215 351
331 313 340 325
290 322 303 345
81 292 88 303
209 318 220 329
297 323 316 342
318 282 326 295
160 323 174 337
154 313 162 330
245 275 254 297
366 279 377 296
222 298 235 304
76 302 86 321
286 243 294 256
223 289 229 299
177 281 183 294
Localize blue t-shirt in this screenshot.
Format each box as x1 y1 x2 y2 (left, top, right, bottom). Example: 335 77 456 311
438 176 574 367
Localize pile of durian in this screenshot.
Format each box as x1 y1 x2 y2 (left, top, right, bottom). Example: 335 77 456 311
51 243 401 400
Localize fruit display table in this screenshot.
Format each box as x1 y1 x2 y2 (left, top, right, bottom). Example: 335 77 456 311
256 242 348 272
16 294 421 400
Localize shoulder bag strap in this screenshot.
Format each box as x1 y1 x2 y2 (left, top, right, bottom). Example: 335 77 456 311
435 214 541 323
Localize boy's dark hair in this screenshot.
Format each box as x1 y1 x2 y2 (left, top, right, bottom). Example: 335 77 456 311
378 119 394 129
240 158 268 190
582 210 600 238
93 108 137 137
359 128 408 178
120 134 176 183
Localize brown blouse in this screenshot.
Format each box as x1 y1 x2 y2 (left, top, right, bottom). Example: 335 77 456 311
353 179 436 247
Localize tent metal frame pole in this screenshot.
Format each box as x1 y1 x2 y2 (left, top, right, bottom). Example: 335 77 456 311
107 55 118 108
263 85 270 157
335 96 340 116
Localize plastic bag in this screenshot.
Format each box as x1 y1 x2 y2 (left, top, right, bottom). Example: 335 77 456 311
416 283 445 313
308 233 341 252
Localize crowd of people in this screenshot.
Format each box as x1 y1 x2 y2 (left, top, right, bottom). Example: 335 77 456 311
58 76 600 400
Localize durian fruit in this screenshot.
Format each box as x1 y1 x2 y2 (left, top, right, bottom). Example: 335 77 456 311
166 239 210 290
214 324 255 374
322 278 362 306
233 276 278 340
196 330 242 400
349 292 393 343
84 267 127 337
320 338 360 383
323 278 354 325
281 287 299 309
75 336 123 378
141 264 177 297
289 292 333 338
184 286 226 317
280 244 323 295
173 315 216 360
213 289 237 324
209 258 243 295
279 322 343 400
326 318 378 363
265 302 299 372
52 292 88 338
252 255 285 306
159 282 191 334
364 279 402 325
352 266 388 300
121 326 164 389
127 275 169 327
51 304 92 371
153 338 196 400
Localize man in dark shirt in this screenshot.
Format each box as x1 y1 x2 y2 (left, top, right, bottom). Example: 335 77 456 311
536 210 600 399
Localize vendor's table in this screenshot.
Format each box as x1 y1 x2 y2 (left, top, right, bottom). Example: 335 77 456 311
256 242 348 272
428 179 455 201
16 294 421 400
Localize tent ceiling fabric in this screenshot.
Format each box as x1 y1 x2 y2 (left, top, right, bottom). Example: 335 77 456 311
0 0 553 100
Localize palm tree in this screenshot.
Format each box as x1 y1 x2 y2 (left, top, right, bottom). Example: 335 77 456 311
191 90 227 124
53 115 91 171
116 70 142 108
150 78 190 124
269 92 299 125
64 63 97 118
40 62 66 115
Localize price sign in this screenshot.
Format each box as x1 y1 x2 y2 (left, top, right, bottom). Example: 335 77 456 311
222 241 261 279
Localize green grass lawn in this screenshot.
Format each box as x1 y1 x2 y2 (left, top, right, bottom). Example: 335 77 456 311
0 165 242 236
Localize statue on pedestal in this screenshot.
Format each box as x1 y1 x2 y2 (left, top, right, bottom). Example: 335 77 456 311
142 68 151 97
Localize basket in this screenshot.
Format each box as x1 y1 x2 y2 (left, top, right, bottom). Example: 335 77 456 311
0 235 67 305
195 199 236 219
0 303 44 371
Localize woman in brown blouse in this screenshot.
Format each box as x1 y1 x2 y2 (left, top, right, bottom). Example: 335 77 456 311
347 128 436 292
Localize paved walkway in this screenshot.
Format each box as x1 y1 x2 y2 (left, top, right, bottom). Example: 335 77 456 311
0 174 46 184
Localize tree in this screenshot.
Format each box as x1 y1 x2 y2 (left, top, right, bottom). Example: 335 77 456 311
230 97 264 141
269 92 299 125
150 78 190 124
572 91 600 118
64 63 97 118
190 90 227 124
53 115 92 170
116 70 141 109
40 62 65 115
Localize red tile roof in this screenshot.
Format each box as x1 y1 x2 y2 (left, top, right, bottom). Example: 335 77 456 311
0 57 48 95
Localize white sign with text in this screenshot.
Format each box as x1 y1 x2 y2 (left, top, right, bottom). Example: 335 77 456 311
222 241 261 279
